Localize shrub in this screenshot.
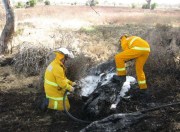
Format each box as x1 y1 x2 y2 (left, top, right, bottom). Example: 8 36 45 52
29 0 36 7
26 2 30 7
14 28 24 36
13 42 50 76
85 2 89 6
142 4 149 9
90 2 95 6
71 2 77 5
131 3 136 9
96 1 99 5
151 3 157 10
16 2 24 8
44 0 50 5
89 0 98 6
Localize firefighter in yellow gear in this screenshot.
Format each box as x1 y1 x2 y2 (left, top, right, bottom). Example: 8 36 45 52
43 48 76 111
114 34 150 89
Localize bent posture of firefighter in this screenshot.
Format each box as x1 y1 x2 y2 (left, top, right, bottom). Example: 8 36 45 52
114 34 150 93
43 48 76 111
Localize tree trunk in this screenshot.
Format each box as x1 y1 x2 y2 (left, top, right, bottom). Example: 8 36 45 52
0 0 14 54
146 0 151 9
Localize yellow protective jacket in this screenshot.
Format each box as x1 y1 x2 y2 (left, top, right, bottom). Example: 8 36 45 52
44 53 73 111
121 36 150 52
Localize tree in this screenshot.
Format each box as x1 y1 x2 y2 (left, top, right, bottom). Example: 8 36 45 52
151 3 157 10
86 0 98 6
0 0 15 54
146 0 151 9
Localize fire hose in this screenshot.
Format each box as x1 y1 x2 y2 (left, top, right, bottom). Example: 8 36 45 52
63 90 91 124
63 89 180 124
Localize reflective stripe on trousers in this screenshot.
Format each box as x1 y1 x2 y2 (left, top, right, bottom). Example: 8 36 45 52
116 67 126 71
131 46 150 52
44 79 69 109
138 80 146 85
46 95 67 110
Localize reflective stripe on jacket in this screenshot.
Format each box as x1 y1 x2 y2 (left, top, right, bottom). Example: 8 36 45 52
121 36 150 52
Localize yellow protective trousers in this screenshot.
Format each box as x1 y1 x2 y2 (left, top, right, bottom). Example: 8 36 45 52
47 90 70 111
115 49 149 89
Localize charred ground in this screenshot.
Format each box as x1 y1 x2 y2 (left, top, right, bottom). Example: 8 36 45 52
0 74 179 132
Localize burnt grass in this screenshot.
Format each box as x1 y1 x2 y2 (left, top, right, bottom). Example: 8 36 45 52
0 83 179 132
0 91 87 132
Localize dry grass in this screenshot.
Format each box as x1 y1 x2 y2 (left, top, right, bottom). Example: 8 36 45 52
1 5 179 30
0 66 39 91
1 5 180 94
14 5 180 26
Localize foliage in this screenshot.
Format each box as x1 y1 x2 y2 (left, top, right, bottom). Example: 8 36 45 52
14 28 24 36
131 3 136 9
142 2 157 10
142 4 149 9
151 3 157 10
91 0 99 6
85 2 89 6
15 2 24 8
71 2 77 5
146 0 151 8
86 0 99 6
44 0 50 5
29 0 36 7
26 1 30 7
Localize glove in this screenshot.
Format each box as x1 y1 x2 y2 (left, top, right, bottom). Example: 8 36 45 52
69 86 75 92
71 82 76 86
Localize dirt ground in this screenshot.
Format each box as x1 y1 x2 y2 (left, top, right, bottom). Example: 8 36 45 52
0 5 180 132
0 90 86 132
0 65 87 132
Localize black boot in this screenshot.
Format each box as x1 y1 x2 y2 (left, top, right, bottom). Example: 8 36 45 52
122 86 140 100
123 87 151 102
112 75 126 84
40 98 49 112
139 89 152 104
